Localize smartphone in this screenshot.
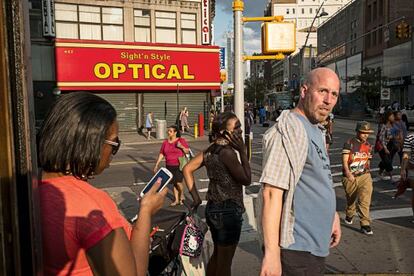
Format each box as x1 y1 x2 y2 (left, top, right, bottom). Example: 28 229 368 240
140 167 173 197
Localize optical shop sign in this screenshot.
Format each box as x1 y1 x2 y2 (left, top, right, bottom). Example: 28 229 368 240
55 39 221 90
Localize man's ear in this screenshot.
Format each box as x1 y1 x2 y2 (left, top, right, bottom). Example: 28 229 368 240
300 84 307 99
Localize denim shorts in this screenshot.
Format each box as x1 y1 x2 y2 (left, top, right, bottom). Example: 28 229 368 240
205 200 244 246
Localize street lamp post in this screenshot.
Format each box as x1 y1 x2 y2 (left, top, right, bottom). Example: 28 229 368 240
301 1 328 75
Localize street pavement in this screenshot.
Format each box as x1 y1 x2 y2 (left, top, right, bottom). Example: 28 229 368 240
91 118 414 275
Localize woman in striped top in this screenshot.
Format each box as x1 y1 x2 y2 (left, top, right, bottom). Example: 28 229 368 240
401 133 414 223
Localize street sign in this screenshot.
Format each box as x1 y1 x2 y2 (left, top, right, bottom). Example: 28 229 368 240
261 22 295 54
381 88 390 100
219 47 226 69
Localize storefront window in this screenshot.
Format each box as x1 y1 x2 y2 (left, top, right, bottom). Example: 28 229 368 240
55 4 124 41
155 11 176 43
134 9 151 42
181 13 196 44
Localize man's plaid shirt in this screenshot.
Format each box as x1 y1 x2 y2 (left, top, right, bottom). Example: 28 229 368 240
259 110 308 248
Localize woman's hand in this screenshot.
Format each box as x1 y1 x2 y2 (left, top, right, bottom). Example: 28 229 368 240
139 179 168 216
153 164 159 174
224 131 245 153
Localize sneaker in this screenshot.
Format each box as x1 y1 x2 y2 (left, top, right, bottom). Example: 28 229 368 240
361 225 373 235
380 175 391 180
344 216 353 225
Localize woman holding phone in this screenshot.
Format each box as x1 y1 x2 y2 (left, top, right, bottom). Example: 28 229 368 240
37 92 167 276
183 112 251 276
154 125 190 206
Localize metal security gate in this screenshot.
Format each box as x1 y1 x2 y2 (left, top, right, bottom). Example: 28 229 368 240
143 92 210 127
99 93 139 132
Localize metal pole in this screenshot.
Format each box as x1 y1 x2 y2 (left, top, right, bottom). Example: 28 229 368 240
233 0 245 134
220 83 224 112
176 84 179 120
309 44 313 73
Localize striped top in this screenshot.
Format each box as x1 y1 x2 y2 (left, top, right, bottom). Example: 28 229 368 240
403 133 414 165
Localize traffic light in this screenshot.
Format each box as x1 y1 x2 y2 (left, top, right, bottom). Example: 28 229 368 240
396 21 412 39
219 69 227 83
396 22 404 39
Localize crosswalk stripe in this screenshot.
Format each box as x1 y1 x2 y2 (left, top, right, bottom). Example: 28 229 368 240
379 188 412 193
370 207 413 220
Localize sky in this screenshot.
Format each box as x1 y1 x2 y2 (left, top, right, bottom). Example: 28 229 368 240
214 0 269 54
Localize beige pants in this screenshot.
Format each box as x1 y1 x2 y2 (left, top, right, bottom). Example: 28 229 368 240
342 173 373 226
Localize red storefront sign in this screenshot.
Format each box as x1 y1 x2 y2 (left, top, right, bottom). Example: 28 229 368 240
55 39 220 91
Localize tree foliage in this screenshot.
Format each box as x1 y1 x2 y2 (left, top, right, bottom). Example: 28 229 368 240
244 76 266 105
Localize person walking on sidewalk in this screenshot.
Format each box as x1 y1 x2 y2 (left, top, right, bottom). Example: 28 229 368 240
400 133 414 223
376 110 397 180
146 111 154 140
260 68 341 276
37 92 167 275
154 125 189 206
180 107 190 132
342 121 375 235
183 112 251 276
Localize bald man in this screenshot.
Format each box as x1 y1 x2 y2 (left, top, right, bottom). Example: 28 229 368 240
259 68 342 276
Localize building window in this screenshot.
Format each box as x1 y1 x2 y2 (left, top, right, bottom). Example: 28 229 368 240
286 8 289 14
372 29 377 45
155 11 176 43
292 8 295 14
310 8 313 14
181 13 196 44
55 3 123 41
367 5 371 23
379 0 383 16
366 33 371 48
55 3 78 39
134 9 151 42
378 26 383 44
302 8 304 14
373 1 377 20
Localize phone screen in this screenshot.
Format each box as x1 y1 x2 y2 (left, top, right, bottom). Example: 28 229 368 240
142 169 172 195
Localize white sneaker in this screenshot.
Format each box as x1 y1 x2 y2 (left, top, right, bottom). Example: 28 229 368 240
380 175 391 180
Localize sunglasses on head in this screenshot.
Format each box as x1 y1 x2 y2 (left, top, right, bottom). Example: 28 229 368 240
104 137 121 155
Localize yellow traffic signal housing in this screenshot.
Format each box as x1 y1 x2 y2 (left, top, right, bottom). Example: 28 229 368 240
219 69 227 82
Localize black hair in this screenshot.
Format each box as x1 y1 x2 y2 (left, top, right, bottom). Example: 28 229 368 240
37 92 117 179
167 125 181 137
209 111 238 142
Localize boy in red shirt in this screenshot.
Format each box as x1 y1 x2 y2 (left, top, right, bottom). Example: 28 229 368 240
342 121 375 235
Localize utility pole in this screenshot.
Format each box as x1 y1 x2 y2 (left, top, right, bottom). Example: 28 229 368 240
233 0 245 134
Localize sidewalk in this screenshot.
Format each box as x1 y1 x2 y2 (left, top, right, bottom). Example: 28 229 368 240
119 130 209 146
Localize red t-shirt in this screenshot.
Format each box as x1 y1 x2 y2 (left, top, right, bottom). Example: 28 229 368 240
39 176 132 276
342 137 372 176
160 138 189 166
